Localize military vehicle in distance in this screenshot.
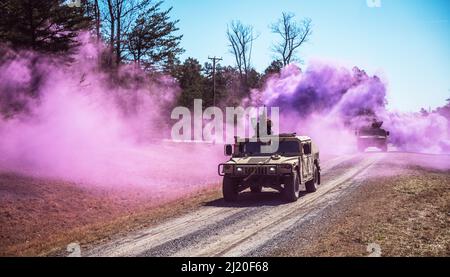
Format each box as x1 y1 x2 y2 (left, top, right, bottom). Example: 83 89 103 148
218 134 321 202
356 121 390 152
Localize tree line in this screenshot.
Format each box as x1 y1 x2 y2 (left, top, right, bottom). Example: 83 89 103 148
0 0 312 109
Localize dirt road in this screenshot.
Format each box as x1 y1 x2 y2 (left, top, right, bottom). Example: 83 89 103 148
87 152 413 257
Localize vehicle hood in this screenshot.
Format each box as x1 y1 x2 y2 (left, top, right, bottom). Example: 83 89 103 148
225 156 299 165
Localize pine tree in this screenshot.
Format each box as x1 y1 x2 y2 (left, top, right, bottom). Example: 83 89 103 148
176 58 204 108
264 60 284 75
127 2 184 70
0 0 92 54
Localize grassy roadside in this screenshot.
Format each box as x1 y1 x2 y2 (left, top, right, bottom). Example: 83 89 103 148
0 173 221 256
46 187 222 257
2 162 448 257
272 166 450 257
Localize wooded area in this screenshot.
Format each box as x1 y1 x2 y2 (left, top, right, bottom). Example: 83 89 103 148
0 0 313 110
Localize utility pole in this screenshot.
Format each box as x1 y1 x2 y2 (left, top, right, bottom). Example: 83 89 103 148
208 56 222 107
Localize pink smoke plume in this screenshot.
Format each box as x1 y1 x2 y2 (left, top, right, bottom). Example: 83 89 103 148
0 35 221 193
1 33 448 193
250 62 450 155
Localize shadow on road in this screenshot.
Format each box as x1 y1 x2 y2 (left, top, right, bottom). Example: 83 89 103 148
204 190 308 208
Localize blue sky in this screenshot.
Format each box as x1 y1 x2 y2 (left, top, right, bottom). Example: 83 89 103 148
161 0 449 112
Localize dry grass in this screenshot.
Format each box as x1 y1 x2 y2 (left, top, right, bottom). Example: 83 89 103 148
2 163 448 257
276 166 450 257
0 173 221 256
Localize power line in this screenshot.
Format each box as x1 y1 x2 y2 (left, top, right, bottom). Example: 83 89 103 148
208 56 223 107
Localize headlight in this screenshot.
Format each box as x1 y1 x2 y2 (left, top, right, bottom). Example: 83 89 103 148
223 165 234 174
268 166 277 174
236 167 244 174
279 164 292 174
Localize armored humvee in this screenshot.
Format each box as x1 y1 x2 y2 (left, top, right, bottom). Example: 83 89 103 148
356 121 390 152
218 134 321 202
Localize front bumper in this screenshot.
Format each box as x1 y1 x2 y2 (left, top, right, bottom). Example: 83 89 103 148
218 163 293 177
358 138 387 147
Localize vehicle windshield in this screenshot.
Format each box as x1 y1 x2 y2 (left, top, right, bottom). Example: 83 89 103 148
359 128 387 136
240 141 300 156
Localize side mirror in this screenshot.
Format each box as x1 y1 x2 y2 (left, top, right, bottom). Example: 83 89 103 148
224 144 233 156
303 144 312 155
386 131 390 136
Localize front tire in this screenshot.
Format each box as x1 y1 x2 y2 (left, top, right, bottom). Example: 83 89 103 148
223 176 239 202
305 166 318 193
283 172 300 202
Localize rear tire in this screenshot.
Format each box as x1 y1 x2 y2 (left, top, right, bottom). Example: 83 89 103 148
305 166 318 193
223 177 238 202
283 172 300 202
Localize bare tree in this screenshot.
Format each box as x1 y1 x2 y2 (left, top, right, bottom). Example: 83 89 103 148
79 0 101 41
93 0 101 41
271 12 312 66
105 0 115 52
103 0 151 65
226 21 258 87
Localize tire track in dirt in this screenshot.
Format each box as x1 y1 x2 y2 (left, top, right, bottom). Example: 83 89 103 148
87 153 369 257
224 155 382 256
170 154 381 257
